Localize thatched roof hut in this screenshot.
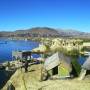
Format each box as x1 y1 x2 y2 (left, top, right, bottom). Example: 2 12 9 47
44 52 73 78
44 52 71 71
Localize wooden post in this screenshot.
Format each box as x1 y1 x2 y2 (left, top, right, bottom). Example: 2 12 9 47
78 69 86 80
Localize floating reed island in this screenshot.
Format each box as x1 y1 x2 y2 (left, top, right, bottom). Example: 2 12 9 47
1 38 90 90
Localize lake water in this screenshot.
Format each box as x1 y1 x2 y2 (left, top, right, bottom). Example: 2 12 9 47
0 39 88 89
0 39 88 64
0 39 39 63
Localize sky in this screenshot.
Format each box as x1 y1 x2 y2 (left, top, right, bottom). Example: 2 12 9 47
0 0 90 32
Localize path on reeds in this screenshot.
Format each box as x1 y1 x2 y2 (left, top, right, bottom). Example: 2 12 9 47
2 64 90 90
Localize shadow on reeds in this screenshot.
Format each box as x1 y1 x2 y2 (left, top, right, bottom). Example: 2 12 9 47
28 69 35 72
38 85 50 90
0 69 16 89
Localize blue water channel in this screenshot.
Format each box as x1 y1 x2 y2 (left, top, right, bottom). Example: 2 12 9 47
0 39 39 63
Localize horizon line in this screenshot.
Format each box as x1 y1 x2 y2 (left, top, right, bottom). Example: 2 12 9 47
0 26 89 33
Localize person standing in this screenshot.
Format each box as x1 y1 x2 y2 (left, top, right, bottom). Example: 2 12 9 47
7 82 15 90
24 60 28 72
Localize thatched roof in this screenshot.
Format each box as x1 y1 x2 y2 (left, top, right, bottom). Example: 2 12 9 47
44 52 72 71
82 56 90 70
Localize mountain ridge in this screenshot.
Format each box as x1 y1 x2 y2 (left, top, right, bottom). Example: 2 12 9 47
0 27 90 38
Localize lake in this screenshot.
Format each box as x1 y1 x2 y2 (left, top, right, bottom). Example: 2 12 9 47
0 39 39 63
0 39 88 89
0 39 88 64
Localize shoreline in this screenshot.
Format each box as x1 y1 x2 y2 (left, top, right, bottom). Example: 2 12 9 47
0 69 16 89
0 60 18 89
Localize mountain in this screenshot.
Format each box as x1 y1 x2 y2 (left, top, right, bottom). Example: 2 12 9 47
57 29 84 36
14 27 60 37
0 27 90 38
57 29 90 38
0 31 13 37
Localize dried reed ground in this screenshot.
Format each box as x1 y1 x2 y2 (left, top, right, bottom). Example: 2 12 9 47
2 64 90 90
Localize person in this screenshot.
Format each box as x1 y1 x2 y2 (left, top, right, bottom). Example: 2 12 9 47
24 60 28 72
6 61 10 70
7 82 15 90
27 56 31 60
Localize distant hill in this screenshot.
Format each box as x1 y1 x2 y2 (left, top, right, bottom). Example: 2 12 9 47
57 29 90 38
0 27 90 38
14 27 60 37
0 31 13 37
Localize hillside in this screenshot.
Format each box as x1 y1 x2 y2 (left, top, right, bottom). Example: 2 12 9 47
0 27 90 38
57 29 90 38
14 27 60 37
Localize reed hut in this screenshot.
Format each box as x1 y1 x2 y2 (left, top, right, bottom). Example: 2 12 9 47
43 52 81 78
12 50 44 61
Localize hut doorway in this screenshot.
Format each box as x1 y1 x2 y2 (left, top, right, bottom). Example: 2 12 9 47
86 70 90 75
53 66 58 75
70 64 78 77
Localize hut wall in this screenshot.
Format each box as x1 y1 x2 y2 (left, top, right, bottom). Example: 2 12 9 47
48 65 70 77
58 64 70 77
12 51 22 60
48 66 58 76
48 69 53 76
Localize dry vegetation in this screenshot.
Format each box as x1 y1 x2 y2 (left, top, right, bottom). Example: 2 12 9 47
2 64 90 90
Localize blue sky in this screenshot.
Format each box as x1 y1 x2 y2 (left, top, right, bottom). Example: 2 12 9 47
0 0 90 32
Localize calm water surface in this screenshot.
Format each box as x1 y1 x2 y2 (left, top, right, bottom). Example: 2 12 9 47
0 39 88 64
0 39 39 63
